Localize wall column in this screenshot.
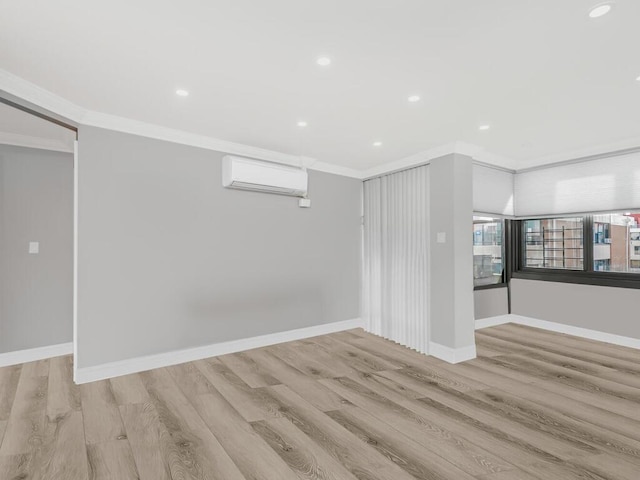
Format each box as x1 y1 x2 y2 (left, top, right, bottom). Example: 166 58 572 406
428 153 476 362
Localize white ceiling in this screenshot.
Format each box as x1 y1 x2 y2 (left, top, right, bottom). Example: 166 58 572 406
1 0 639 171
0 102 76 152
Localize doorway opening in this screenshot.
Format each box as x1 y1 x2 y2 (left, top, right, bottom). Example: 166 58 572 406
0 97 77 365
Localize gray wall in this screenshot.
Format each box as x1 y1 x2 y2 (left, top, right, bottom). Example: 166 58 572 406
474 287 509 320
77 127 361 368
429 154 475 349
511 278 640 340
0 145 73 353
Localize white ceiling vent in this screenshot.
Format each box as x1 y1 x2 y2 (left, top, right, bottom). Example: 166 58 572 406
222 155 308 197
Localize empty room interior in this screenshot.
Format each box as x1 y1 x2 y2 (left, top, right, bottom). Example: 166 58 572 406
1 1 640 479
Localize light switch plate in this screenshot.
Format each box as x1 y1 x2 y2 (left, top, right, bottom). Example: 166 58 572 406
28 242 39 254
436 232 446 244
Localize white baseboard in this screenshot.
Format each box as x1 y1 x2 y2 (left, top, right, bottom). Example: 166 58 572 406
428 341 477 364
475 314 512 330
0 342 73 367
74 318 364 384
475 314 640 350
509 314 640 350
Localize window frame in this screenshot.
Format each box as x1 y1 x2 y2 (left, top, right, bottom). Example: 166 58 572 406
473 216 508 291
521 216 585 271
512 214 640 290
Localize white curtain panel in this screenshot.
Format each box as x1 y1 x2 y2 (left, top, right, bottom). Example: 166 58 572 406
362 165 429 353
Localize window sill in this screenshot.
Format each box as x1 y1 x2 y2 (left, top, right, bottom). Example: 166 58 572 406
474 282 507 291
512 269 640 290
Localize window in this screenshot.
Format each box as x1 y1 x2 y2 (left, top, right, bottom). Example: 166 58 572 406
514 212 640 290
523 217 583 270
592 212 640 273
473 216 504 286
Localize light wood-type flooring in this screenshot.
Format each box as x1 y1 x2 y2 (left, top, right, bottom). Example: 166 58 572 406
1 323 640 479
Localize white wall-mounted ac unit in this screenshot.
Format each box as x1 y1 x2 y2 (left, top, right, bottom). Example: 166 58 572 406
222 155 308 197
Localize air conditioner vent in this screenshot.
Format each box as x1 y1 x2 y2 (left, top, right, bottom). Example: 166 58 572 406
222 155 308 197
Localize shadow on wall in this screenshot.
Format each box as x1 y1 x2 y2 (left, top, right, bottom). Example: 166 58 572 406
185 282 326 339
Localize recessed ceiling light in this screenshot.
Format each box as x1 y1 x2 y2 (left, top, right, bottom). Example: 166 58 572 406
316 56 331 66
297 121 308 127
373 141 382 147
478 124 491 131
408 95 421 102
175 89 189 97
636 75 640 81
589 3 612 18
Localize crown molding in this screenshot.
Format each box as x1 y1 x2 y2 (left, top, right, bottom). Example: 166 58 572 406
305 160 363 179
360 141 518 180
0 69 86 123
516 145 640 174
361 142 461 179
516 136 640 171
0 131 74 153
82 110 302 167
0 69 363 178
6 68 636 180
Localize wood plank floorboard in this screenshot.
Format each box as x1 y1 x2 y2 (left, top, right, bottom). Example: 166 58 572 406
0 324 638 479
217 352 282 388
319 376 515 476
433 360 640 443
119 402 171 480
251 416 360 480
467 388 640 467
47 355 81 423
325 406 481 480
477 328 640 377
0 420 6 448
139 367 245 480
501 323 640 362
0 365 22 421
475 332 640 389
0 361 49 457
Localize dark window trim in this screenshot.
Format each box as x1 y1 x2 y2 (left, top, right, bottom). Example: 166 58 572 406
505 219 514 313
512 270 640 289
474 282 508 291
513 214 640 290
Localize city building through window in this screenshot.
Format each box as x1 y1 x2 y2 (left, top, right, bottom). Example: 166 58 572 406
524 217 584 270
473 216 504 286
592 212 640 273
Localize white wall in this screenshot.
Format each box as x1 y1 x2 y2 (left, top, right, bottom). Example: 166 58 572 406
76 126 362 368
0 145 73 353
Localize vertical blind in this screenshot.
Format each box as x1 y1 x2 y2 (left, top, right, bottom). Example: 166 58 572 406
362 165 429 353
